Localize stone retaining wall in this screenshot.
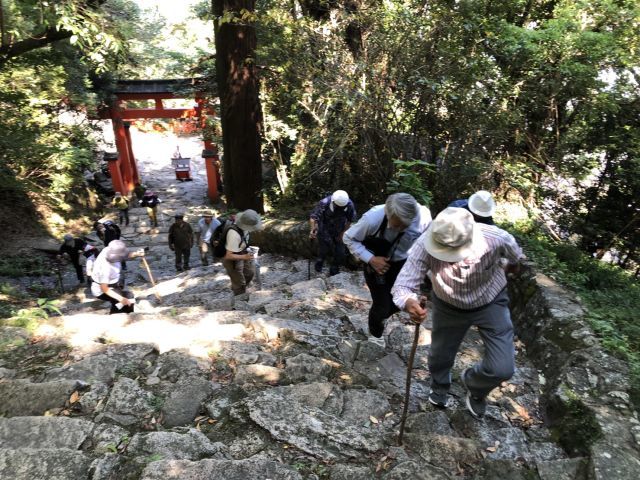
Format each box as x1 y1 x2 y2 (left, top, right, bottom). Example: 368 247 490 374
253 220 640 478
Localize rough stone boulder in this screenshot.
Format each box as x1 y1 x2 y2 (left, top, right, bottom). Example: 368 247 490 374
127 429 228 461
141 457 302 480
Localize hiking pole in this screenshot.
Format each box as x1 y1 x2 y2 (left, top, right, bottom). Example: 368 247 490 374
141 256 162 302
398 296 427 446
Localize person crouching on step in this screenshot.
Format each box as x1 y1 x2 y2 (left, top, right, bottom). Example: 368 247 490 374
221 209 263 299
91 240 144 314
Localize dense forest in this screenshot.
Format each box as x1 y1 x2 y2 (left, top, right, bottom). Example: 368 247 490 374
0 1 639 393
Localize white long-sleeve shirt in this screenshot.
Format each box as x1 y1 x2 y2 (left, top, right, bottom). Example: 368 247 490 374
343 204 432 264
197 217 221 244
392 224 524 310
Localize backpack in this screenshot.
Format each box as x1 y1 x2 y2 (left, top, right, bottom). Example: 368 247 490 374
212 220 242 258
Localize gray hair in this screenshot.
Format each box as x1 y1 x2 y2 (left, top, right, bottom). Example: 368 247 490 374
385 193 418 225
105 240 129 263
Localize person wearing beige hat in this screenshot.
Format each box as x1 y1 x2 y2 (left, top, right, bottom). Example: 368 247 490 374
392 207 524 419
448 190 495 225
197 210 221 266
221 209 263 296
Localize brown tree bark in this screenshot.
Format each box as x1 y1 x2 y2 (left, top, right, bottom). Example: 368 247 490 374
212 0 264 213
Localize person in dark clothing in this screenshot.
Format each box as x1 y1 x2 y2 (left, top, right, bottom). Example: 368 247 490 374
94 220 121 246
139 191 162 227
309 190 357 276
448 190 496 225
58 234 87 283
168 213 194 271
133 182 147 201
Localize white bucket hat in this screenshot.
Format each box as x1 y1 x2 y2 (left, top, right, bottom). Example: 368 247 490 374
423 207 484 262
105 240 129 263
235 209 263 232
331 190 349 207
468 190 496 218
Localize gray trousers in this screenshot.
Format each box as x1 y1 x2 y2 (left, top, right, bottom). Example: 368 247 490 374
222 258 255 295
429 289 515 399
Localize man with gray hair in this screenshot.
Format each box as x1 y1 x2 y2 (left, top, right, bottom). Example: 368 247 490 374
344 193 432 337
392 207 524 418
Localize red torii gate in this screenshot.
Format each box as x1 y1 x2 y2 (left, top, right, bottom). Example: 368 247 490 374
99 79 220 200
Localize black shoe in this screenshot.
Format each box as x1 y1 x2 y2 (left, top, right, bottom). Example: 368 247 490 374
314 260 323 273
461 367 486 419
184 265 190 270
428 389 452 408
176 266 183 272
329 266 339 276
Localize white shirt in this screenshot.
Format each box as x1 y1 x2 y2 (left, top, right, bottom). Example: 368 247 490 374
91 249 122 297
197 217 221 243
225 228 248 253
343 204 432 264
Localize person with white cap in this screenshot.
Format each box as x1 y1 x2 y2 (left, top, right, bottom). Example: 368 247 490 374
221 209 263 297
197 210 221 266
91 240 144 314
344 193 432 337
309 190 357 276
448 190 495 225
391 207 524 419
58 233 87 284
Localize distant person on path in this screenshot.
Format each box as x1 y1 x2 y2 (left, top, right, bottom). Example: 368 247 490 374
133 182 147 201
139 191 162 227
309 190 357 276
343 193 432 338
82 244 100 286
172 146 181 159
111 192 130 226
168 213 194 272
58 234 87 284
392 207 524 418
91 240 144 314
221 209 263 297
94 220 121 247
197 210 221 266
448 190 496 225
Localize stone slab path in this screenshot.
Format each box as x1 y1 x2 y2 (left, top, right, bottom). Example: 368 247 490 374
0 132 581 479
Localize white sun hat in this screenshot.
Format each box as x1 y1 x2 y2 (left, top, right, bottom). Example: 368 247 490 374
423 207 484 262
468 190 496 218
331 190 349 207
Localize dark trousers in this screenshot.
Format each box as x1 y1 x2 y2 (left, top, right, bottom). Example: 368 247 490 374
175 247 191 269
118 209 129 226
429 289 515 399
97 286 134 315
363 260 405 337
70 256 84 282
317 236 347 272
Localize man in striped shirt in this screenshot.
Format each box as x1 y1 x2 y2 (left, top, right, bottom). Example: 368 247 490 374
391 207 524 418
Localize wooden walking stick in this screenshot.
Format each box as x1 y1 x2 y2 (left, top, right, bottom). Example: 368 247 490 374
141 256 162 302
398 296 427 445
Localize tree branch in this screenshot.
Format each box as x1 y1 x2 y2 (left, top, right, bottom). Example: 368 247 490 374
0 26 73 65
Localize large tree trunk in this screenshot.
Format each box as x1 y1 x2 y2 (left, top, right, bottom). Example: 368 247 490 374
212 0 264 213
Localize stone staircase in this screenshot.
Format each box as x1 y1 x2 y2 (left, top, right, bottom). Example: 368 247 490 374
0 143 596 479
0 252 583 479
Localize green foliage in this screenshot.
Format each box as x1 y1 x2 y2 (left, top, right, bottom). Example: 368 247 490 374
386 159 433 207
2 298 61 332
0 257 51 277
508 216 640 407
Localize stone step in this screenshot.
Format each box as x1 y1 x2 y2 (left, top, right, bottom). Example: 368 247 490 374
0 448 92 480
0 416 93 449
0 379 85 417
141 457 303 480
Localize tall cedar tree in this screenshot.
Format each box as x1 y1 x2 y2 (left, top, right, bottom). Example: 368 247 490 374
212 0 264 212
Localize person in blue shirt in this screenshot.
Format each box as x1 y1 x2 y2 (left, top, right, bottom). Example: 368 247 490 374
309 190 357 276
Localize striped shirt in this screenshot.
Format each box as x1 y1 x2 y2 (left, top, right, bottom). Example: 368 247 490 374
343 204 432 264
392 224 524 310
